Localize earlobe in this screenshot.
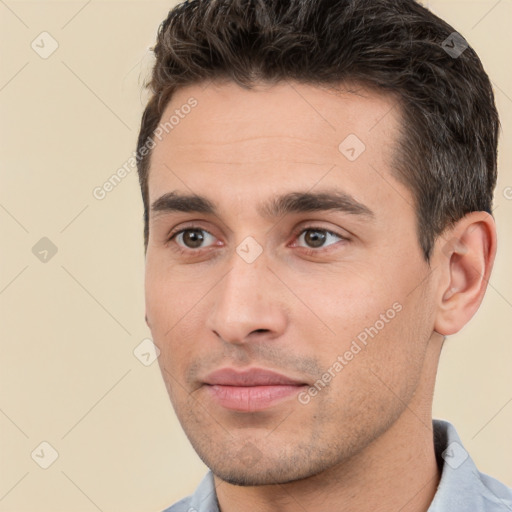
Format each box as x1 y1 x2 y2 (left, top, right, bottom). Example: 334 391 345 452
433 212 496 336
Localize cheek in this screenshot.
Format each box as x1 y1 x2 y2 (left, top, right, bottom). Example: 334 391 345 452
297 264 427 387
145 257 202 330
288 266 397 342
145 261 214 379
145 264 185 367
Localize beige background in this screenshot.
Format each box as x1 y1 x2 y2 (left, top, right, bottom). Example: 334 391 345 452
0 1 511 511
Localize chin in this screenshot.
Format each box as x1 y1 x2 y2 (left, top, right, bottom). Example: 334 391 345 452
205 453 332 487
211 466 302 487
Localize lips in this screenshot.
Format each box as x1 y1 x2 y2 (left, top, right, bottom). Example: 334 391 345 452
203 367 306 387
202 367 308 412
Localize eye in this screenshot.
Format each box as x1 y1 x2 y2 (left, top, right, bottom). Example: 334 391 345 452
170 228 217 250
295 227 345 250
167 225 347 255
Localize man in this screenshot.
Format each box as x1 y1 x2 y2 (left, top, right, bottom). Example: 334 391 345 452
136 0 512 510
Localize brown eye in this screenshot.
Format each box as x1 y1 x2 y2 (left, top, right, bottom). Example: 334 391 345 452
182 229 204 248
297 228 343 249
172 228 216 249
304 229 327 248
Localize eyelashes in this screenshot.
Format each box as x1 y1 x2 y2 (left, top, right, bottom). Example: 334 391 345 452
167 225 348 256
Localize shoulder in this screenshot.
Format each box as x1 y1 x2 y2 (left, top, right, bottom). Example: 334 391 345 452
429 419 512 512
160 471 218 512
161 496 195 512
476 470 512 510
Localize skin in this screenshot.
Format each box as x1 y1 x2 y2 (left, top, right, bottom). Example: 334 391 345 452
144 80 496 512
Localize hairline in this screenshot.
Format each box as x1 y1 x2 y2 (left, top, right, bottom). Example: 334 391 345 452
141 78 429 262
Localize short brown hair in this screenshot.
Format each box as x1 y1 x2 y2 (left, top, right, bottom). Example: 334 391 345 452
136 0 500 261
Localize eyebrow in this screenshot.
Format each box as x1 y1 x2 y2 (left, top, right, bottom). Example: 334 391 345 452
150 190 375 221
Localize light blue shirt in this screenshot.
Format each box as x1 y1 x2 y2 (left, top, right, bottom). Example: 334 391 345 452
163 420 512 511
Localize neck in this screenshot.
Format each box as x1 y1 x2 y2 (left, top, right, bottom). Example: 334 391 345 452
214 334 444 512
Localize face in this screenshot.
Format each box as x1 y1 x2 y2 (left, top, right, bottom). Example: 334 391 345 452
144 80 438 485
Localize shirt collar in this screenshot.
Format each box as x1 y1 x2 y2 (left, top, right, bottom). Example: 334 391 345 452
178 420 512 512
428 419 512 511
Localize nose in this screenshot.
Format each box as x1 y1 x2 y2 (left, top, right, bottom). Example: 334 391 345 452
205 250 288 345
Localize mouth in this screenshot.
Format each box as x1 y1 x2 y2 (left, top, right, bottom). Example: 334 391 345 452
202 367 309 413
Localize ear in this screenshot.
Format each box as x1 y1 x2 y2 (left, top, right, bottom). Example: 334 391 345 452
433 211 497 336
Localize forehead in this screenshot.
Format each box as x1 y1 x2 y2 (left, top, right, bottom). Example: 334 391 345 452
147 80 410 221
152 80 399 158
